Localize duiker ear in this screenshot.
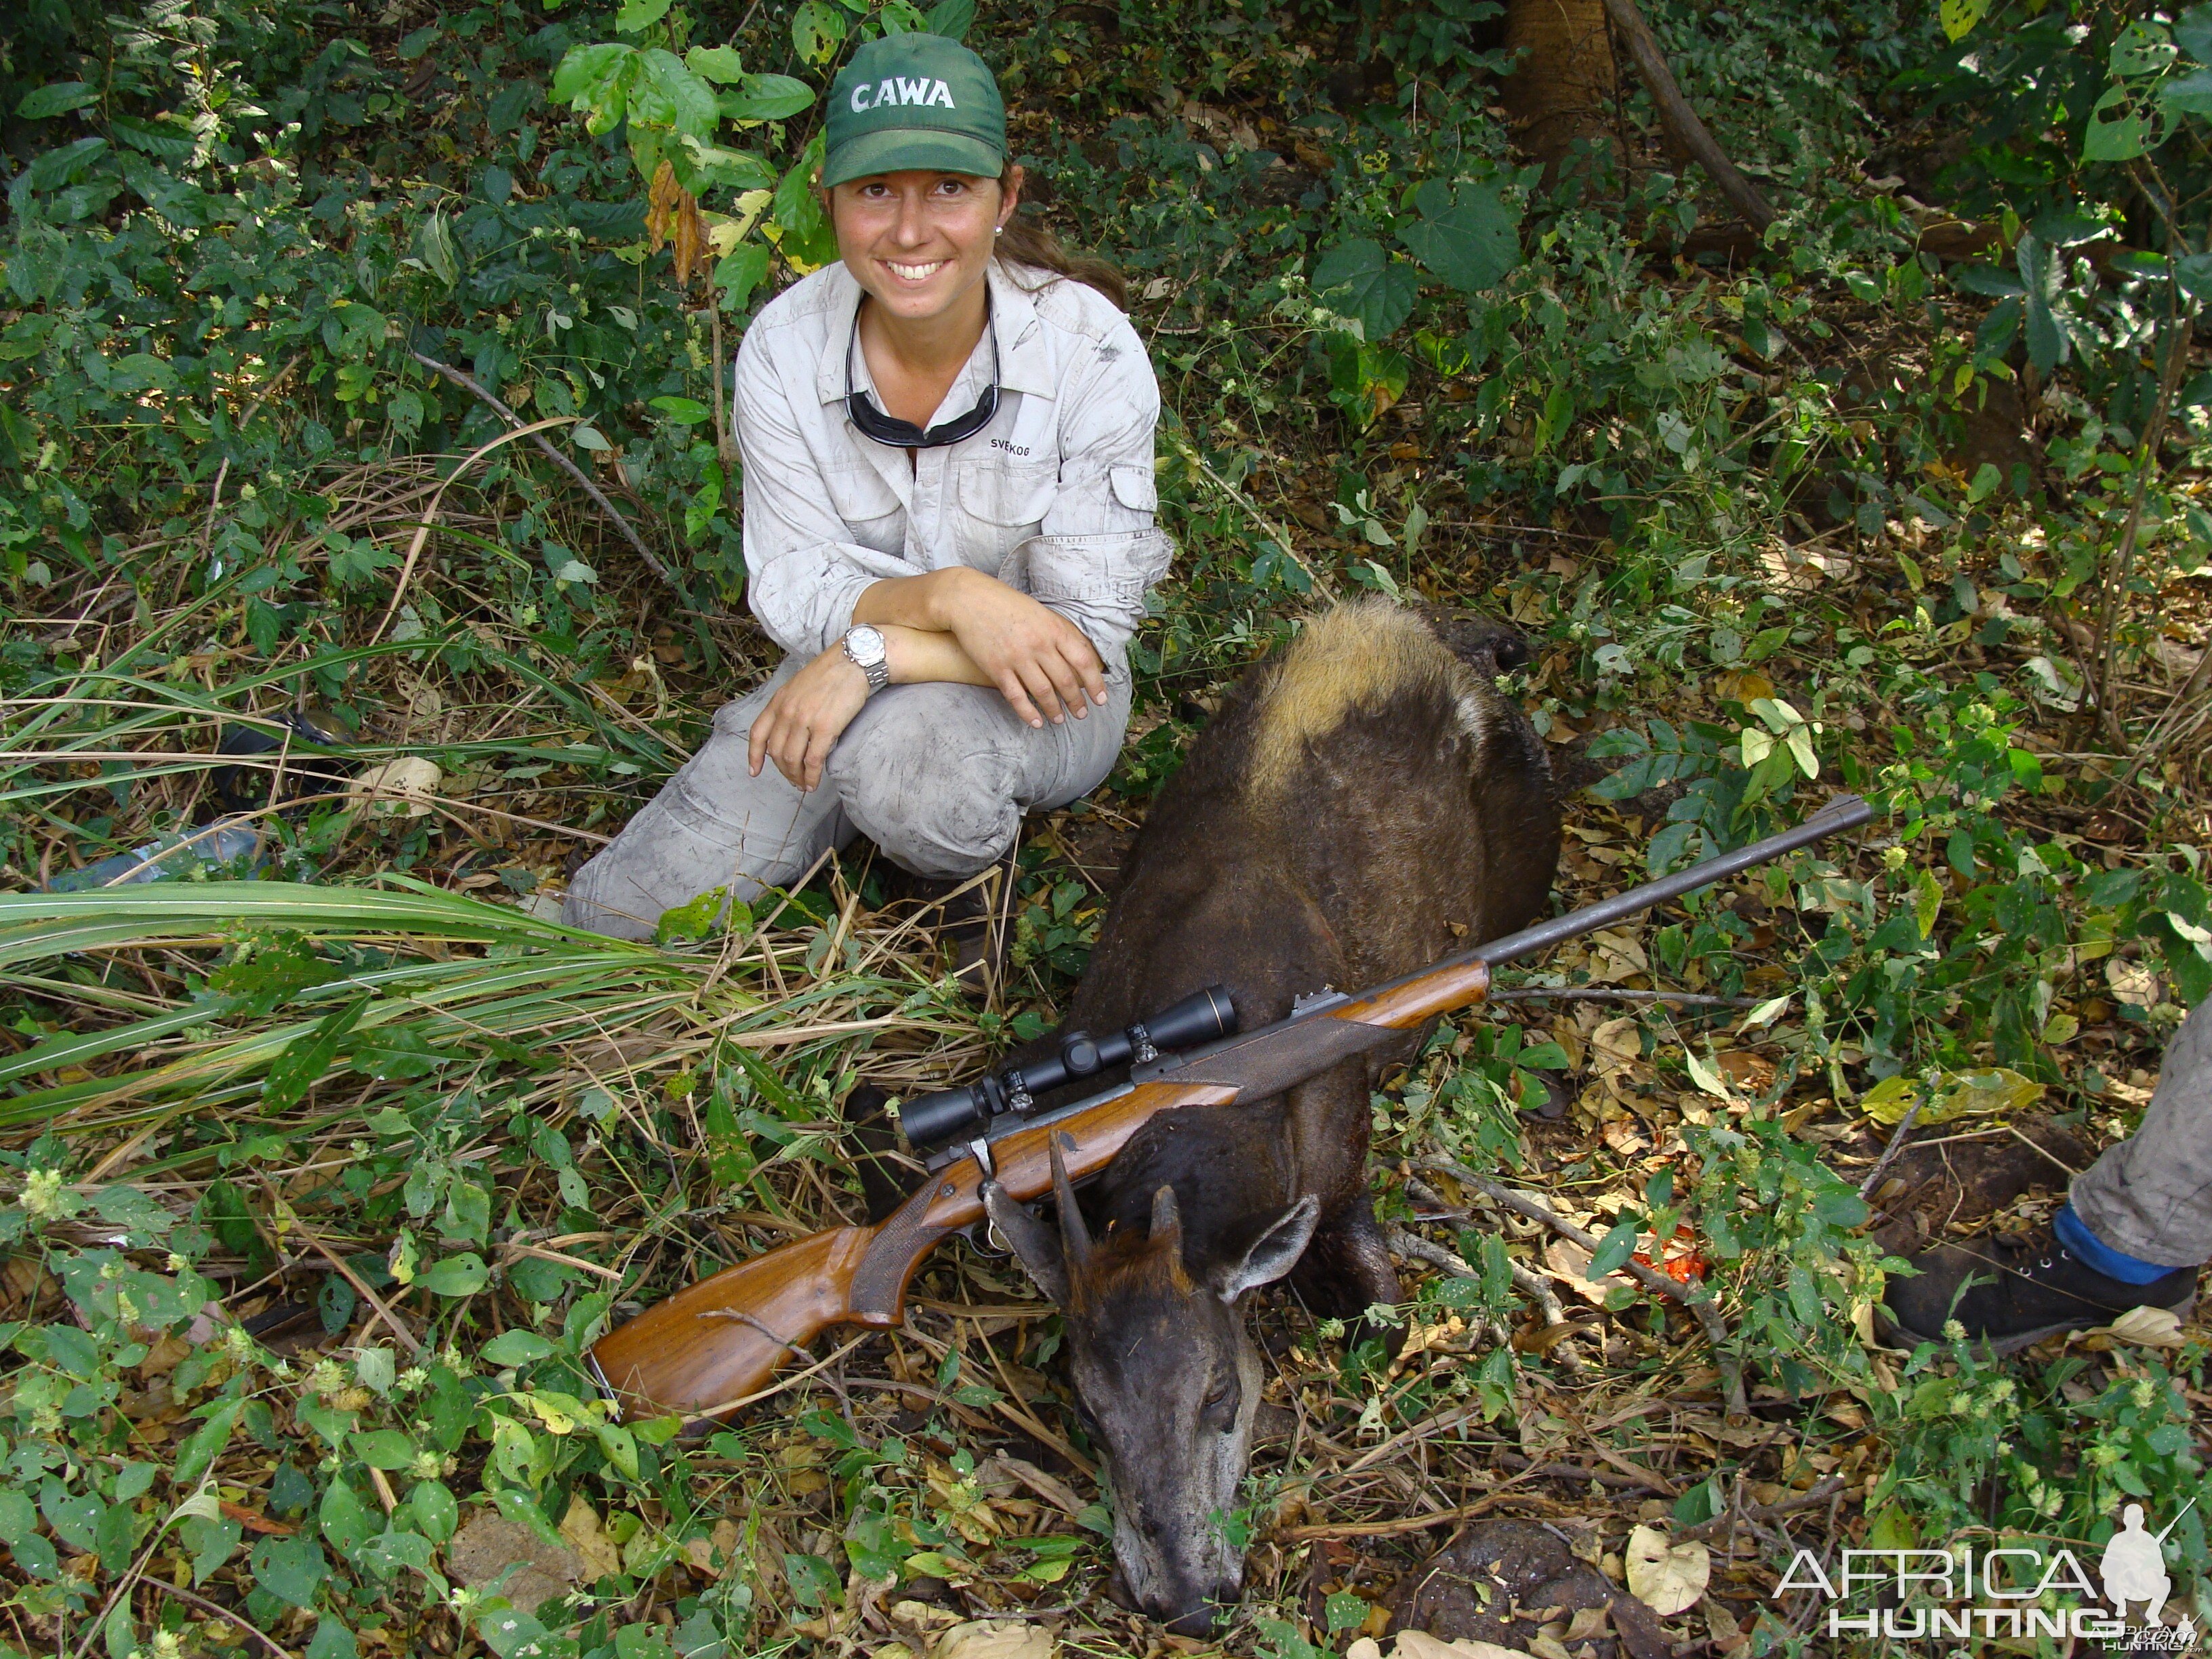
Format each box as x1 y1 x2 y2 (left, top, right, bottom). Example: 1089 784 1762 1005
1214 1193 1321 1303
981 1180 1067 1305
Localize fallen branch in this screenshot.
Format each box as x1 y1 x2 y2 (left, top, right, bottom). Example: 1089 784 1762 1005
1681 1473 1847 1542
408 349 693 603
1600 0 1776 234
1420 1155 1749 1420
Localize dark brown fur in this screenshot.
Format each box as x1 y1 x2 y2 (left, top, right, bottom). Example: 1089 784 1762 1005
986 598 1563 1633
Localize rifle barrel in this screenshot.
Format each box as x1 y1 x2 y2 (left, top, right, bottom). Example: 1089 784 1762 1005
1417 792 1871 976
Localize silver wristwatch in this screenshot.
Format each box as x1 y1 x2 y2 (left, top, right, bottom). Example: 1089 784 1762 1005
841 623 889 695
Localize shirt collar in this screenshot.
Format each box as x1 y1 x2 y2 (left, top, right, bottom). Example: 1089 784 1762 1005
814 256 1054 407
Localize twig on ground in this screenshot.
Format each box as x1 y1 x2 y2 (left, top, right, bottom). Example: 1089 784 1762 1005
1420 1154 1750 1419
1857 1099 1923 1199
293 1225 422 1357
408 349 693 603
1600 0 1776 232
144 1580 300 1659
1682 1473 1847 1541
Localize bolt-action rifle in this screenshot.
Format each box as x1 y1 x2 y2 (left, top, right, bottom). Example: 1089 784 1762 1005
588 794 1874 1418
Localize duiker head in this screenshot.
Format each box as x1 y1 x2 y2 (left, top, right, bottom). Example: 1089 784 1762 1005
983 1142 1317 1635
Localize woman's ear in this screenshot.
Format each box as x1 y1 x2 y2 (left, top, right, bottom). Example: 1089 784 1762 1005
998 163 1024 226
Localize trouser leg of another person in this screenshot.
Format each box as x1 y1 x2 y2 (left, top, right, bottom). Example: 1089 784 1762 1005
2068 996 2212 1267
1881 997 2207 1352
564 657 857 941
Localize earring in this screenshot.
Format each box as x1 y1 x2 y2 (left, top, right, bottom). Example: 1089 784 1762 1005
994 226 1003 235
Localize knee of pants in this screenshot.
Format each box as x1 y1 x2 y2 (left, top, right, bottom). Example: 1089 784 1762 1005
826 716 1021 878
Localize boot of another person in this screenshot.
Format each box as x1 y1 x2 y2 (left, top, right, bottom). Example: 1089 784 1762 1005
908 843 1020 1004
1879 1225 2197 1355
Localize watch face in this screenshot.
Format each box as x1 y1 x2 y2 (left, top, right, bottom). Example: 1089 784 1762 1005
847 626 886 666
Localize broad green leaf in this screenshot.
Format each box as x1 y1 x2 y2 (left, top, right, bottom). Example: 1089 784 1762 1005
715 240 772 310
2177 251 2212 300
417 1253 488 1296
174 1397 245 1488
481 1329 556 1366
2084 85 2150 161
16 83 96 119
720 73 816 122
684 45 745 83
349 1429 417 1470
615 0 674 33
792 0 848 64
552 43 635 119
2179 3 2212 64
2162 67 2212 114
262 996 367 1111
926 0 977 39
1914 866 1944 939
1939 0 1986 41
1950 263 2025 298
1589 1219 1642 1279
632 48 721 140
1312 239 1418 341
594 1420 640 1479
2111 20 2177 78
1398 181 1522 293
251 1534 329 1609
417 211 459 287
411 1481 459 1545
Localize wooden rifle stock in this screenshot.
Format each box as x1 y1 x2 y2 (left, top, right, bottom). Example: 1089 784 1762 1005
587 794 1873 1420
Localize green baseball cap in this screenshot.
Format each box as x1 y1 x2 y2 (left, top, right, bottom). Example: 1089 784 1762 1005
823 34 1006 188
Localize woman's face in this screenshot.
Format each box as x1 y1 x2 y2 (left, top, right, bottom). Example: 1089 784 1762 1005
827 167 1022 323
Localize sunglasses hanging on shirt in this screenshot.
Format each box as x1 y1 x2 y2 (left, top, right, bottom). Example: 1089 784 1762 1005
844 289 1000 449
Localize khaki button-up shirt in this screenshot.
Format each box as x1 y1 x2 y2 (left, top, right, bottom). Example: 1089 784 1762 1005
733 255 1173 666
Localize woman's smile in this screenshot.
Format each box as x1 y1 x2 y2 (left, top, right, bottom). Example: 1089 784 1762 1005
882 257 951 285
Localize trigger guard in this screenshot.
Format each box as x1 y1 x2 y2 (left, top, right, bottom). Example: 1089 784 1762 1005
958 1218 1012 1258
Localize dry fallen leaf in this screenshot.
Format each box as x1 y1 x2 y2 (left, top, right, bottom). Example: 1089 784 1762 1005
1544 1236 1633 1306
558 1496 621 1582
2106 958 2165 1008
1392 1633 1533 1659
2097 1306 2187 1349
1706 1599 1750 1654
929 1620 1055 1659
1625 1524 1710 1616
348 756 441 818
1585 930 1650 985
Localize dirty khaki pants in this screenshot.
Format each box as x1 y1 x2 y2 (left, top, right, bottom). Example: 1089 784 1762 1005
2071 996 2212 1267
563 653 1132 942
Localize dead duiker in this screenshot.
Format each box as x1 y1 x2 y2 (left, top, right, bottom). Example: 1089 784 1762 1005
985 598 1562 1633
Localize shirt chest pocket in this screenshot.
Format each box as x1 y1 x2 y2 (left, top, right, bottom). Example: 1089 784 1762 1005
960 459 1059 527
823 462 905 554
958 459 1060 573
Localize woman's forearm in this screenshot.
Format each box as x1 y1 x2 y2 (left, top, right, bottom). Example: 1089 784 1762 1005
851 567 979 633
880 623 994 688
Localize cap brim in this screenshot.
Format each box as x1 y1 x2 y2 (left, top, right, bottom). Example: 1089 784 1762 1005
823 129 1004 188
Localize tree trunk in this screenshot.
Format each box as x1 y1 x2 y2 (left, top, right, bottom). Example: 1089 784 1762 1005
1500 0 1618 169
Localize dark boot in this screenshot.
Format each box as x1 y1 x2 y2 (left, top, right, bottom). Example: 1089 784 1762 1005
1879 1227 2196 1355
908 842 1021 1003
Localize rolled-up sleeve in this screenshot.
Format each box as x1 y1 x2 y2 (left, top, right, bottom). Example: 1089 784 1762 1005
1018 317 1174 663
735 330 915 659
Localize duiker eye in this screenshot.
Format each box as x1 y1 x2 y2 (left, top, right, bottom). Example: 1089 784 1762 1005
1201 1380 1237 1430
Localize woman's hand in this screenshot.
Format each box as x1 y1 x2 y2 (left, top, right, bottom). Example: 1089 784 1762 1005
932 569 1109 729
747 647 871 792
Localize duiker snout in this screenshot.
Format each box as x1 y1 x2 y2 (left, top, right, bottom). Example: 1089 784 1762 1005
1108 1559 1236 1637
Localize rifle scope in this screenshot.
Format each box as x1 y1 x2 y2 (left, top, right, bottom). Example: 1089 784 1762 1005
900 984 1237 1151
